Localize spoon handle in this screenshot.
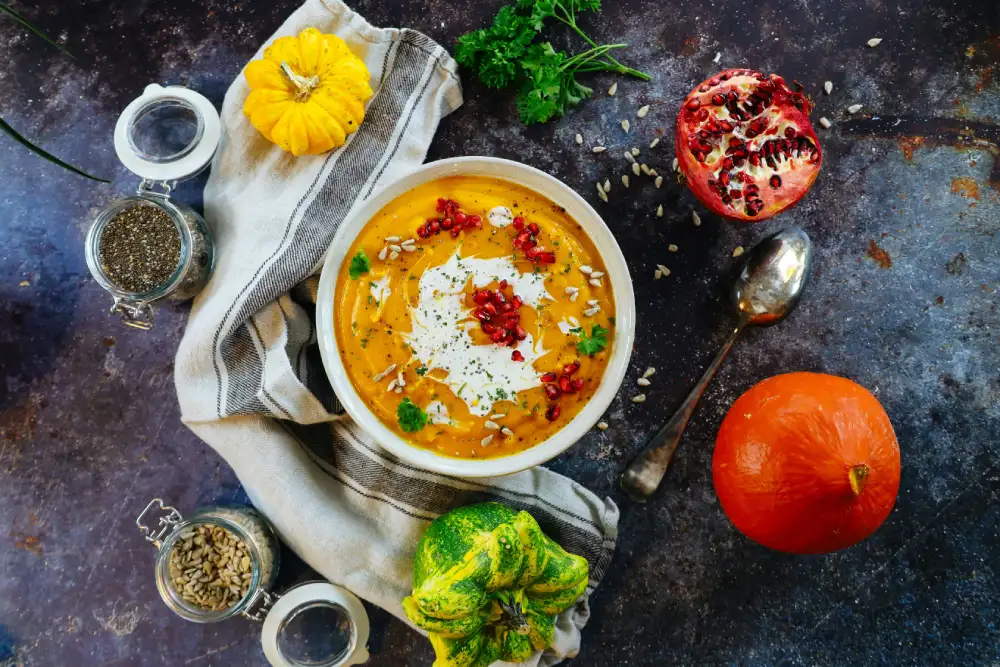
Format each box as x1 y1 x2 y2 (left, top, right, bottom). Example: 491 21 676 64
620 317 747 501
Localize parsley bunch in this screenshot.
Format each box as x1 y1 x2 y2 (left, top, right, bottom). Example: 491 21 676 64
456 0 650 124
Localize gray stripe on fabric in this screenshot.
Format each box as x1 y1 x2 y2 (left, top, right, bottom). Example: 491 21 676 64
220 323 269 416
217 36 437 417
281 421 611 574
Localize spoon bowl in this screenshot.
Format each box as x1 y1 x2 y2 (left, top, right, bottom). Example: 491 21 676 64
620 227 814 501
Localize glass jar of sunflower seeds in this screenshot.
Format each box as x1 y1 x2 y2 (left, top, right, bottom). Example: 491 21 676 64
84 83 220 330
136 499 371 667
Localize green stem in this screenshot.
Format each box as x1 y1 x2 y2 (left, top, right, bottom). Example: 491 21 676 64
560 43 625 70
549 12 650 80
0 116 110 182
1 3 74 59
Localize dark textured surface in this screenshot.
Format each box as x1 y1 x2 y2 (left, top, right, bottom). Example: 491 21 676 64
1 0 998 665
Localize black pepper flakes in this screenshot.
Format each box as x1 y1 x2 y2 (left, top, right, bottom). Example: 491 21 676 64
99 205 182 293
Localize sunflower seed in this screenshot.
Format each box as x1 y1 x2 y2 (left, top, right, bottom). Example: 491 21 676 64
575 133 584 145
389 250 400 260
579 265 593 274
631 147 641 156
819 117 832 129
867 37 882 47
596 182 605 195
395 387 402 394
848 104 863 114
621 119 631 132
643 367 656 378
637 105 650 118
587 299 599 306
491 413 506 420
692 211 702 226
654 269 662 279
501 427 514 437
608 82 618 96
484 421 500 430
631 394 647 403
649 137 660 149
632 162 641 176
387 379 398 392
373 364 397 382
402 238 416 246
597 421 609 431
824 81 833 95
649 169 658 177
389 244 402 252
401 244 417 252
397 372 406 387
378 246 388 261
668 244 678 252
655 176 664 188
589 278 602 287
603 178 611 191
624 151 636 163
592 146 607 153
641 164 651 175
713 51 722 64
565 286 579 295
385 236 401 243
570 291 579 302
656 263 670 276
590 271 605 278
589 303 602 313
732 246 745 257
622 174 630 188
672 157 679 172
656 205 664 217
584 306 600 317
598 188 609 203
637 378 651 386
481 435 494 446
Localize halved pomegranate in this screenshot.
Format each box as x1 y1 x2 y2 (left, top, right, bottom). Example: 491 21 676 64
676 69 822 221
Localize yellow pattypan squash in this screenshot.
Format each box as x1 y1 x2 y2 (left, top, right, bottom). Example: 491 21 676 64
243 27 374 156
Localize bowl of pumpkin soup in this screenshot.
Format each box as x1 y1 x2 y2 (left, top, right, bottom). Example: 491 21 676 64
316 157 635 477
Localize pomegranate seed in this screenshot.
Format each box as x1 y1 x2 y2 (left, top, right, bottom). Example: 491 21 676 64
482 323 497 334
511 350 524 362
749 152 761 166
694 151 706 163
746 206 758 217
499 280 508 290
718 120 734 132
699 84 710 92
504 333 515 346
544 384 561 399
571 378 584 392
522 239 537 251
512 216 525 230
493 290 506 305
454 212 467 225
490 329 506 343
709 76 721 85
722 157 735 171
719 172 731 186
698 130 711 140
436 197 447 212
739 172 754 184
784 126 796 139
503 311 520 325
558 376 574 393
697 108 710 121
540 372 557 383
525 245 541 260
535 252 556 264
441 218 454 230
746 184 760 196
450 227 461 238
721 195 733 205
727 90 738 103
468 215 481 227
511 295 523 310
428 220 441 234
711 93 725 105
485 302 498 316
473 308 490 322
545 403 561 422
416 225 429 238
769 175 782 188
473 289 491 305
514 326 527 341
527 222 540 236
685 98 701 110
731 189 743 199
562 361 580 376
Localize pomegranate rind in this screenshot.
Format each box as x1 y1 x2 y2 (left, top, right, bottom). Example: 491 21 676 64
676 69 822 222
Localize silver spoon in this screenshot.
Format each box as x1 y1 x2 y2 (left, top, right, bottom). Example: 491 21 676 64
620 227 814 501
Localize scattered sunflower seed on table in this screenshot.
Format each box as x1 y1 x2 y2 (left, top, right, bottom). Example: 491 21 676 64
867 37 883 47
621 119 630 132
631 394 647 404
624 151 635 163
608 82 618 96
637 378 651 387
632 162 641 176
637 105 650 118
824 81 833 94
692 211 702 226
575 133 583 145
622 174 630 188
655 176 664 188
643 367 656 378
668 244 678 252
631 147 640 156
649 137 660 149
848 104 863 114
820 117 832 129
732 246 745 258
597 421 609 431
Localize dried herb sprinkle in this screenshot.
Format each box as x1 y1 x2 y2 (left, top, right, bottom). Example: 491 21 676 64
99 205 181 293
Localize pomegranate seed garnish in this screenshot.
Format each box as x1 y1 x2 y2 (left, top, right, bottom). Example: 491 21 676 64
504 333 515 346
454 212 467 225
544 384 561 399
499 280 508 290
510 295 523 310
468 215 481 227
473 289 491 305
511 350 524 362
535 252 556 264
484 302 497 316
441 218 454 230
527 222 540 236
571 378 584 392
490 329 506 343
558 376 574 393
540 372 557 383
428 220 441 234
545 403 561 422
562 361 580 376
482 323 497 334
417 225 428 238
525 245 541 259
450 227 461 238
512 215 525 230
493 291 506 305
436 197 447 212
514 326 527 341
473 308 490 322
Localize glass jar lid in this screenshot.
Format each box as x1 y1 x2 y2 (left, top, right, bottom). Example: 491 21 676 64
261 582 370 667
114 83 221 183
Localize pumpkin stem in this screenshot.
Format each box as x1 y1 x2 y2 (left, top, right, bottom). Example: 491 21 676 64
848 464 870 496
280 61 320 102
498 599 531 636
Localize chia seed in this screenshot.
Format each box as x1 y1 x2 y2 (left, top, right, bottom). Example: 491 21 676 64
98 204 181 294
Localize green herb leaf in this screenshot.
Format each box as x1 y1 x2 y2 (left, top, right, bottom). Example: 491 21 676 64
397 399 429 433
455 6 536 89
576 324 609 357
348 250 371 279
416 366 428 376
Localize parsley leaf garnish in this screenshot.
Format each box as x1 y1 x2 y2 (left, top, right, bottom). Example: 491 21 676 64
455 1 650 125
576 324 609 357
348 250 371 280
416 366 428 376
397 399 428 433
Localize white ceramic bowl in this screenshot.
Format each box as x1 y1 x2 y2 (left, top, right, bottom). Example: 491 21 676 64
317 157 635 477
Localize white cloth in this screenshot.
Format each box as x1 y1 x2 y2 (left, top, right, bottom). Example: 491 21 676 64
174 1 619 664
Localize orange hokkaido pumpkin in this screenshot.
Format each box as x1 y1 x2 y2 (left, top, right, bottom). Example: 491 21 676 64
713 373 900 555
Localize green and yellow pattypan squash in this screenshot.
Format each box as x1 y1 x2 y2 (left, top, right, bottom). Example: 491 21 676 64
403 503 589 667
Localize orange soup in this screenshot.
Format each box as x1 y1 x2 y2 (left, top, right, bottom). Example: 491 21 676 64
334 176 615 459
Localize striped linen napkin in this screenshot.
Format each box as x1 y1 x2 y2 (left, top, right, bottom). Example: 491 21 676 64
174 1 619 664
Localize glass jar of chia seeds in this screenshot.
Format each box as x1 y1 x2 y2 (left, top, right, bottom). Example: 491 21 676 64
85 83 220 330
136 499 371 667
